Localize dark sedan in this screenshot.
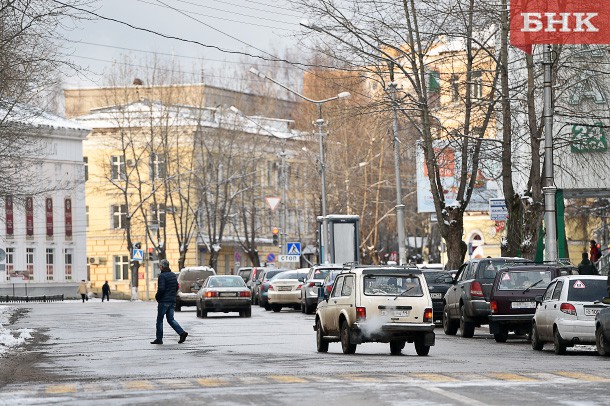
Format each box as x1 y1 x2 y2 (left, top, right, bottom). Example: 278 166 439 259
421 269 453 323
196 275 252 318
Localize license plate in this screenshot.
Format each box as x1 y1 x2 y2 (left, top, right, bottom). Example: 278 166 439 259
278 286 292 291
380 310 409 317
219 292 237 297
511 301 536 309
585 308 603 316
430 293 442 299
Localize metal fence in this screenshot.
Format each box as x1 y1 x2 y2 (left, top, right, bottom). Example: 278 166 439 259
0 294 64 303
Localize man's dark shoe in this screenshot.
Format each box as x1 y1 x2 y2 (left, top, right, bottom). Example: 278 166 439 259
178 332 188 344
150 339 163 344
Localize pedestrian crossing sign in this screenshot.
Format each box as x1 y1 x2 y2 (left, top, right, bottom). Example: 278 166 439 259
287 242 301 256
132 249 144 261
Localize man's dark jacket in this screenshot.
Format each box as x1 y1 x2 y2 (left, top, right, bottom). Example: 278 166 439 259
578 259 598 276
102 283 110 295
156 268 178 303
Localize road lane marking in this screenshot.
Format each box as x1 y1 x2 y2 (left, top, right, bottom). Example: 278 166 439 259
123 380 155 390
555 372 610 382
412 373 459 382
488 373 537 382
269 375 308 383
46 384 77 394
196 378 229 387
424 386 487 406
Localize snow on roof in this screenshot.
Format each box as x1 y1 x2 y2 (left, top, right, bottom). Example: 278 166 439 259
0 102 90 132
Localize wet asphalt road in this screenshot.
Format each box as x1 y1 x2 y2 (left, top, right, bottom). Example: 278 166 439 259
1 300 610 405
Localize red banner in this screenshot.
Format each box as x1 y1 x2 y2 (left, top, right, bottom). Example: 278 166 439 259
46 198 53 237
65 198 72 238
5 196 13 236
511 0 610 53
26 196 33 237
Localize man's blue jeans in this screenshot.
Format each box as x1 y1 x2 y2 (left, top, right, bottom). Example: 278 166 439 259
156 302 185 341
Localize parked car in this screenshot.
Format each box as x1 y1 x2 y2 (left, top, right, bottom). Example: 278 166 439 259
250 266 277 305
315 265 435 355
443 257 532 337
257 268 288 310
195 275 252 318
321 269 342 299
488 265 575 342
237 267 254 288
420 269 453 323
300 264 343 314
595 307 610 356
176 266 216 311
267 269 309 312
531 275 608 354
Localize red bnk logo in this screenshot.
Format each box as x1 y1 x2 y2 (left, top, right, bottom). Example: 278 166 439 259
511 0 610 53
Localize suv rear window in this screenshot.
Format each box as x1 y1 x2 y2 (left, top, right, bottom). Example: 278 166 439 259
567 279 607 302
238 269 252 279
475 259 530 281
181 270 214 281
312 268 331 279
363 275 423 297
423 271 452 284
497 270 552 291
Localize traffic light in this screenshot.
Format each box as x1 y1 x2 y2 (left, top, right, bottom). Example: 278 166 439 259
272 227 279 246
148 247 154 261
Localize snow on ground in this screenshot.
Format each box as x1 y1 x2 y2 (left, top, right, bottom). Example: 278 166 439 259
0 305 33 357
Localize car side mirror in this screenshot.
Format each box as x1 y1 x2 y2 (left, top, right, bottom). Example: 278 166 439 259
444 276 454 284
535 295 543 304
298 277 305 282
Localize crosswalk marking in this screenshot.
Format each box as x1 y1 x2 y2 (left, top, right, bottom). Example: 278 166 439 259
196 378 228 387
123 381 155 390
413 373 459 382
555 371 610 382
46 384 77 394
488 373 537 382
269 375 308 383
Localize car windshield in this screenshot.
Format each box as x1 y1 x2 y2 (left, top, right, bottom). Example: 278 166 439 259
182 270 213 281
497 270 552 291
208 276 246 288
567 279 607 302
271 271 307 280
238 270 252 279
312 268 332 280
423 271 452 284
363 274 423 297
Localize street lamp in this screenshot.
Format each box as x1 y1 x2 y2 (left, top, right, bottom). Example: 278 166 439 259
249 67 350 264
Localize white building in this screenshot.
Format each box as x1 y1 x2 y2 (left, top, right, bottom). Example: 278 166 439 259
0 105 89 297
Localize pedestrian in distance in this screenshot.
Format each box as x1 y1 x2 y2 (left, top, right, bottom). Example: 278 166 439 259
102 281 111 302
151 259 188 345
590 240 602 262
578 252 598 276
77 280 88 303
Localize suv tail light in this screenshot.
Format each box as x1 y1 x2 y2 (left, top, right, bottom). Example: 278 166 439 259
356 307 366 321
490 300 498 314
297 284 302 290
205 291 218 298
177 283 180 290
239 291 251 297
268 285 274 291
424 308 433 323
470 281 484 298
308 282 315 287
560 303 577 316
327 285 332 294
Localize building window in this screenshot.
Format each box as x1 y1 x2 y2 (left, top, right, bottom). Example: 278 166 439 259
150 153 166 180
114 255 130 280
26 248 35 280
5 248 14 281
46 248 54 281
150 203 166 228
267 161 279 187
64 248 73 281
111 155 126 180
84 157 88 181
471 71 483 99
450 74 460 102
112 204 128 229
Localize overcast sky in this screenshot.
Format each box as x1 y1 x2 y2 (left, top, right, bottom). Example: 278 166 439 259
61 0 304 88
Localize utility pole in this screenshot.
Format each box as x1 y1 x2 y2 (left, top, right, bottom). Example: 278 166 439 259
389 82 407 265
280 144 288 255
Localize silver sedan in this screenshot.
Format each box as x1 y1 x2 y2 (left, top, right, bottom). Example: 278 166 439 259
196 275 252 318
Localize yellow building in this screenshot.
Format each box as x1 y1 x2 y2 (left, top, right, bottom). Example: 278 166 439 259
65 84 316 299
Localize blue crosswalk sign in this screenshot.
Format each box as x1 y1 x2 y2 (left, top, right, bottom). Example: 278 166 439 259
132 249 144 261
287 242 301 256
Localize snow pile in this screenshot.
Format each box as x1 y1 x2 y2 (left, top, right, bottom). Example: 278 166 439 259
0 306 33 357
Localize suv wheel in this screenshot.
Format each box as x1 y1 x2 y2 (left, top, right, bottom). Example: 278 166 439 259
531 323 543 351
271 304 282 312
244 308 252 318
443 304 458 335
414 338 430 356
201 310 207 318
494 326 509 343
553 327 567 355
459 306 475 338
596 326 610 356
340 320 357 354
175 301 182 312
196 303 202 318
389 340 405 355
316 319 329 353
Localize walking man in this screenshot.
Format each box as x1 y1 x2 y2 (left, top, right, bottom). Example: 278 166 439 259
151 259 188 345
102 281 111 302
578 252 598 276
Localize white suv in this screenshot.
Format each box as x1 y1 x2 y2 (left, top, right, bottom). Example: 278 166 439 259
314 265 435 355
